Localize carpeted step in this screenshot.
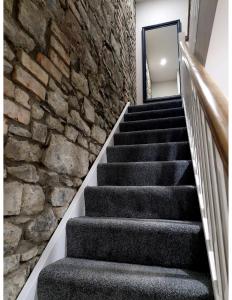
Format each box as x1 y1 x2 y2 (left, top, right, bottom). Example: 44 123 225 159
38 257 213 300
107 142 191 162
124 107 184 121
66 217 208 271
114 127 188 145
120 116 186 132
97 161 195 186
85 186 200 221
128 99 182 113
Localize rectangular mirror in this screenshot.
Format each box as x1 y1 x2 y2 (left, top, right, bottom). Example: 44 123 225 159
142 20 181 102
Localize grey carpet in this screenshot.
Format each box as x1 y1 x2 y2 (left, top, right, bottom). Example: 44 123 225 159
124 107 185 121
128 99 182 113
66 217 207 271
97 161 195 186
38 258 213 300
38 97 213 299
114 127 188 145
84 186 200 220
107 142 191 162
120 116 186 132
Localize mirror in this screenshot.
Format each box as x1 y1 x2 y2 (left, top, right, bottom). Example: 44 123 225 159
142 20 181 102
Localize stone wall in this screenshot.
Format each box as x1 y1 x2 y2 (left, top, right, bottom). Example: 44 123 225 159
3 0 136 298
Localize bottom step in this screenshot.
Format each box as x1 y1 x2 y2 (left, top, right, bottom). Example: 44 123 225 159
38 258 213 300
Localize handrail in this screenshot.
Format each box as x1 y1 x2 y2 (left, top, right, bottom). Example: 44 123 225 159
179 32 228 300
179 33 228 172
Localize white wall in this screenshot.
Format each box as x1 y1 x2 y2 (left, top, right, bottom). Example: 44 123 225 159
205 0 228 98
136 0 189 104
151 80 178 98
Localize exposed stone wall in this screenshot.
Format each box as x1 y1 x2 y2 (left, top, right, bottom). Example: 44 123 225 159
3 0 136 298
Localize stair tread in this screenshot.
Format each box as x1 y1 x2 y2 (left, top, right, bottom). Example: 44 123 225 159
114 127 188 145
124 107 184 121
98 161 195 186
107 141 191 162
66 216 207 271
85 186 200 221
128 100 182 113
38 257 213 300
120 116 186 132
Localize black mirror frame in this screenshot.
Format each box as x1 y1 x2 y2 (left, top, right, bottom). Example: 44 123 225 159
142 20 182 103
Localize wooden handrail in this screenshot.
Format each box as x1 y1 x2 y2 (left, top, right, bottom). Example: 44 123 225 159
179 34 228 171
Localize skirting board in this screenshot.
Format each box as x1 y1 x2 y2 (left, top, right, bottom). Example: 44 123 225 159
17 102 130 300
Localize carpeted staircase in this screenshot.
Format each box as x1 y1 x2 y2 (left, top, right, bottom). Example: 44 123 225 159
38 97 214 300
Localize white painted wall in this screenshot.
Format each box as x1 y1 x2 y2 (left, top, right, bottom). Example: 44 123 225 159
151 80 178 98
205 0 228 99
136 0 189 104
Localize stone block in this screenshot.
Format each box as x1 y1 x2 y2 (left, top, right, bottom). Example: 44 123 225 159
4 99 30 125
42 134 89 177
21 184 45 215
18 0 47 48
48 186 76 206
4 13 35 52
70 110 90 136
71 70 89 96
4 41 15 61
8 124 31 138
4 222 22 253
68 95 81 110
15 87 30 109
83 98 95 123
5 137 42 162
65 125 78 142
32 121 47 144
31 103 44 120
4 264 29 300
13 66 46 101
18 50 49 86
4 59 13 74
7 164 39 183
47 91 69 118
4 77 15 98
4 254 20 275
4 181 23 216
78 135 88 149
36 53 62 83
91 125 107 144
25 208 57 242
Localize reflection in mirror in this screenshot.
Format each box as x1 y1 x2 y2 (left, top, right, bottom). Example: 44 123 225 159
143 22 181 101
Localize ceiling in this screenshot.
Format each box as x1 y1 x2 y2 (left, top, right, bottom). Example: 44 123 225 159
146 25 179 82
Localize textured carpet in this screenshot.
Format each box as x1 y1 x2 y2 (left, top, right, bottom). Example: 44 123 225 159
38 98 213 300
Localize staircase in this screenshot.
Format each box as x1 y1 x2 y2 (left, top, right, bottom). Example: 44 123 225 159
38 97 214 299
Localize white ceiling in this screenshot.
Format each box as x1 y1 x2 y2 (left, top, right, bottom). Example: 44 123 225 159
146 25 179 82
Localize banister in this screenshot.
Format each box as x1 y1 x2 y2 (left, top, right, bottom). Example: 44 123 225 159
179 33 228 172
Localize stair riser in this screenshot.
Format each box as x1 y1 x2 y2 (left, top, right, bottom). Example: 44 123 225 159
107 143 191 162
124 108 184 121
128 100 182 113
67 218 208 271
85 187 200 221
120 117 186 132
97 162 195 186
114 128 188 145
